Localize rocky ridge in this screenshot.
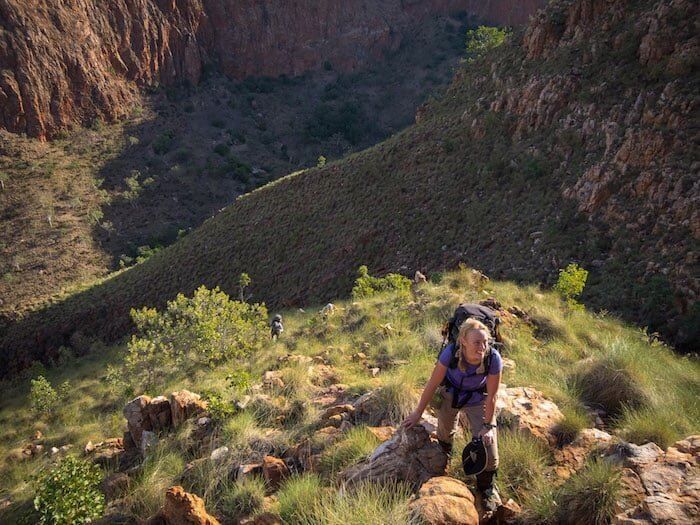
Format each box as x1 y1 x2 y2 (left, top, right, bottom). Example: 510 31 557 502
0 0 545 139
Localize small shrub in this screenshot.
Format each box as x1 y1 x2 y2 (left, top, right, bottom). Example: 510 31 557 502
317 155 327 168
29 376 68 416
152 131 174 155
351 266 412 300
33 456 105 525
556 459 621 525
554 263 588 310
203 392 235 424
211 118 226 128
277 474 323 523
214 143 230 157
465 26 510 62
220 476 265 519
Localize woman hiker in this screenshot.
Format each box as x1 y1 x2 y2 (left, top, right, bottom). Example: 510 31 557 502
401 318 503 510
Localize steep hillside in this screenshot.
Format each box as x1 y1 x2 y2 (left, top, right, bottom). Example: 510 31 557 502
1 0 698 376
1 268 698 523
0 0 544 139
0 12 469 317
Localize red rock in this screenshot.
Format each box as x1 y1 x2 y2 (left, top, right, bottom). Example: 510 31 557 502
156 485 220 525
169 391 207 427
409 476 478 525
262 456 290 490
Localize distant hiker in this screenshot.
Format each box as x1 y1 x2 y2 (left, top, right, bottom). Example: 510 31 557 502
270 314 284 341
402 307 503 512
320 303 336 319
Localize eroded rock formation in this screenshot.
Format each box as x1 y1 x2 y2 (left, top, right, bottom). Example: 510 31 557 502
0 0 545 139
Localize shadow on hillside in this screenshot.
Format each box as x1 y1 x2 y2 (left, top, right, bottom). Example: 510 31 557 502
90 11 470 269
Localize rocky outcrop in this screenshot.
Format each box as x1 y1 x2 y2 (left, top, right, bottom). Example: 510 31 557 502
607 436 700 524
340 424 447 487
123 390 207 452
0 0 545 139
409 476 479 525
495 387 564 447
147 486 220 525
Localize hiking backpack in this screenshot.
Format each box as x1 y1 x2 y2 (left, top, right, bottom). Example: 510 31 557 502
439 303 502 408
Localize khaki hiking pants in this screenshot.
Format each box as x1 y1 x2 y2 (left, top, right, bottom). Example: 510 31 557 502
435 386 499 471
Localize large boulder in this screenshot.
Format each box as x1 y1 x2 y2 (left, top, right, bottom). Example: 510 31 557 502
144 396 172 431
148 486 220 525
496 387 563 447
170 391 207 427
340 424 447 487
609 435 699 524
123 395 151 449
408 476 478 525
263 455 290 490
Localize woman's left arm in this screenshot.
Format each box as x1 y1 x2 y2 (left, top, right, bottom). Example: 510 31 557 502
483 372 501 425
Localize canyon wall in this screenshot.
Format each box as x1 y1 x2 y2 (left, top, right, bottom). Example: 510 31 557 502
0 0 545 139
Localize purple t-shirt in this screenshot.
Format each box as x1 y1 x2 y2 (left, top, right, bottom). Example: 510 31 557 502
438 343 502 407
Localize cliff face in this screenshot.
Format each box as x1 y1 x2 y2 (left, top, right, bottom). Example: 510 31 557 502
0 0 545 139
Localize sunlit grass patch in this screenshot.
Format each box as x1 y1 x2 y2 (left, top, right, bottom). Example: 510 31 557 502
497 429 551 503
277 473 324 523
318 426 381 478
308 481 413 525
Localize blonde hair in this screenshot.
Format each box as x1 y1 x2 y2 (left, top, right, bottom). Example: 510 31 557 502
457 319 491 371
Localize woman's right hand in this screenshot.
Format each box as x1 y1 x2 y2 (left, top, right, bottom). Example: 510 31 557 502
401 410 421 429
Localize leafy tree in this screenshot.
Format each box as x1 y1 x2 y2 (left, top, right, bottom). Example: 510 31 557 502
126 286 267 388
466 26 510 62
29 376 69 417
238 272 252 301
352 265 411 299
554 263 588 310
33 456 105 524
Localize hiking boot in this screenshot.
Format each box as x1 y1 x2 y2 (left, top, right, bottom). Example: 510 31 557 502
476 470 500 513
437 439 453 456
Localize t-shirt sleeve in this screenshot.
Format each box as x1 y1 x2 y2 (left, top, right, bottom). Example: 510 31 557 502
438 344 454 367
488 350 503 375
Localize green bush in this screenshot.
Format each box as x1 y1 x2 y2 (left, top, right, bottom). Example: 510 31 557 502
126 286 268 387
351 266 411 300
554 263 588 310
33 456 105 525
214 143 230 157
466 26 510 62
555 460 621 525
29 375 68 416
152 131 174 155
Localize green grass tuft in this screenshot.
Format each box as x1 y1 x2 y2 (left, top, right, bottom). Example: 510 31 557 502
555 459 622 525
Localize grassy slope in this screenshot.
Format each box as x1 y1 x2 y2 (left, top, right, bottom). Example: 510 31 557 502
1 267 697 522
2 0 697 375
